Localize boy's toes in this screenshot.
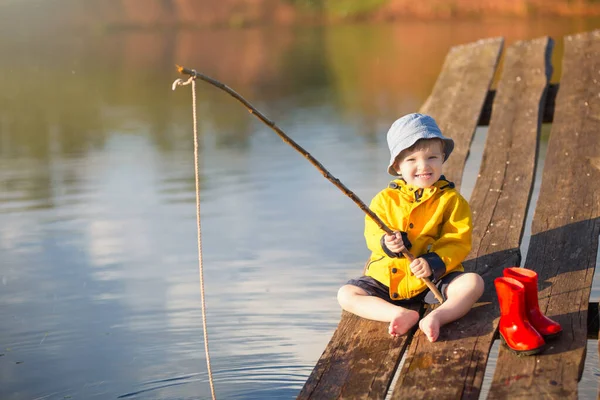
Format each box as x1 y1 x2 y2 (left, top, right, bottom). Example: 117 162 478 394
388 310 419 337
388 323 403 337
425 329 439 342
388 324 395 336
419 317 440 342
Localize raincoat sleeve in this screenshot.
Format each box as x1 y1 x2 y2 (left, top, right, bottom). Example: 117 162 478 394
364 193 391 257
423 192 472 282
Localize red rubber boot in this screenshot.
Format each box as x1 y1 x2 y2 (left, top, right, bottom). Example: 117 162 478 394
494 277 545 355
504 267 563 339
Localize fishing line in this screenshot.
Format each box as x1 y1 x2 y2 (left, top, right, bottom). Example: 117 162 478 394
172 74 217 400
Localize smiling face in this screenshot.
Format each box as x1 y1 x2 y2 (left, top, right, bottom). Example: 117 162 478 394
393 139 445 188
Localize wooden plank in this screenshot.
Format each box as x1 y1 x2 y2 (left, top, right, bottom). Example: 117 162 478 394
298 38 503 400
421 37 504 189
489 30 600 399
391 37 553 400
479 84 559 126
297 309 419 400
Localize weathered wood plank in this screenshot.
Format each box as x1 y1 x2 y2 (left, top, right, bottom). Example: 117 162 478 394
421 37 504 188
479 84 559 126
391 37 553 400
489 30 600 399
297 309 418 400
298 38 503 400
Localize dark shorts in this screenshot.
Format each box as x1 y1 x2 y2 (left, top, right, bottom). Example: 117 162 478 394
346 271 464 305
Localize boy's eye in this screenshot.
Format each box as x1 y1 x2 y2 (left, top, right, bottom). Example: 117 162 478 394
429 156 439 159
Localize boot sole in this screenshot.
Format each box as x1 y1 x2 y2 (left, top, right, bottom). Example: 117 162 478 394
542 330 562 341
499 333 545 356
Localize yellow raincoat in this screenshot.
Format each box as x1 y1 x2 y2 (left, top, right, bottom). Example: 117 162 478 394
364 176 472 300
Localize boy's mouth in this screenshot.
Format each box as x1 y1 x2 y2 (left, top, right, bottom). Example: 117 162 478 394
415 173 432 179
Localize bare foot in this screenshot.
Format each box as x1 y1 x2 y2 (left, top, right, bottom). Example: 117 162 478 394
419 312 441 342
388 309 420 337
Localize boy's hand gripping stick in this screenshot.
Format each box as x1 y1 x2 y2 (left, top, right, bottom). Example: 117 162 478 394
385 233 444 304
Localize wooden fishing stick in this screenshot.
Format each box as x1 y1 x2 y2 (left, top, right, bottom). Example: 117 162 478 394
176 65 444 304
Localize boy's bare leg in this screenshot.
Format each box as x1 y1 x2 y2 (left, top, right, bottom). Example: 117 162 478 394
337 284 420 337
419 272 484 342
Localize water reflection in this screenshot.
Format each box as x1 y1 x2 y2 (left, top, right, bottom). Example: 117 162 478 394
1 17 600 399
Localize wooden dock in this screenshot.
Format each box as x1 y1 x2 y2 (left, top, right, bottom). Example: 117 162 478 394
298 30 600 399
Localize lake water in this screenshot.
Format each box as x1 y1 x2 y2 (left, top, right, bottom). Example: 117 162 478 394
1 16 600 400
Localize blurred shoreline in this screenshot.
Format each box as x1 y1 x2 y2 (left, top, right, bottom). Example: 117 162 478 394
2 0 600 33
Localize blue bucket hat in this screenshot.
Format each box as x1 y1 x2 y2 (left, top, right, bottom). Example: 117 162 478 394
386 113 454 176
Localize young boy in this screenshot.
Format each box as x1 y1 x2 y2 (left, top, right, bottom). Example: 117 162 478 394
337 113 484 342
